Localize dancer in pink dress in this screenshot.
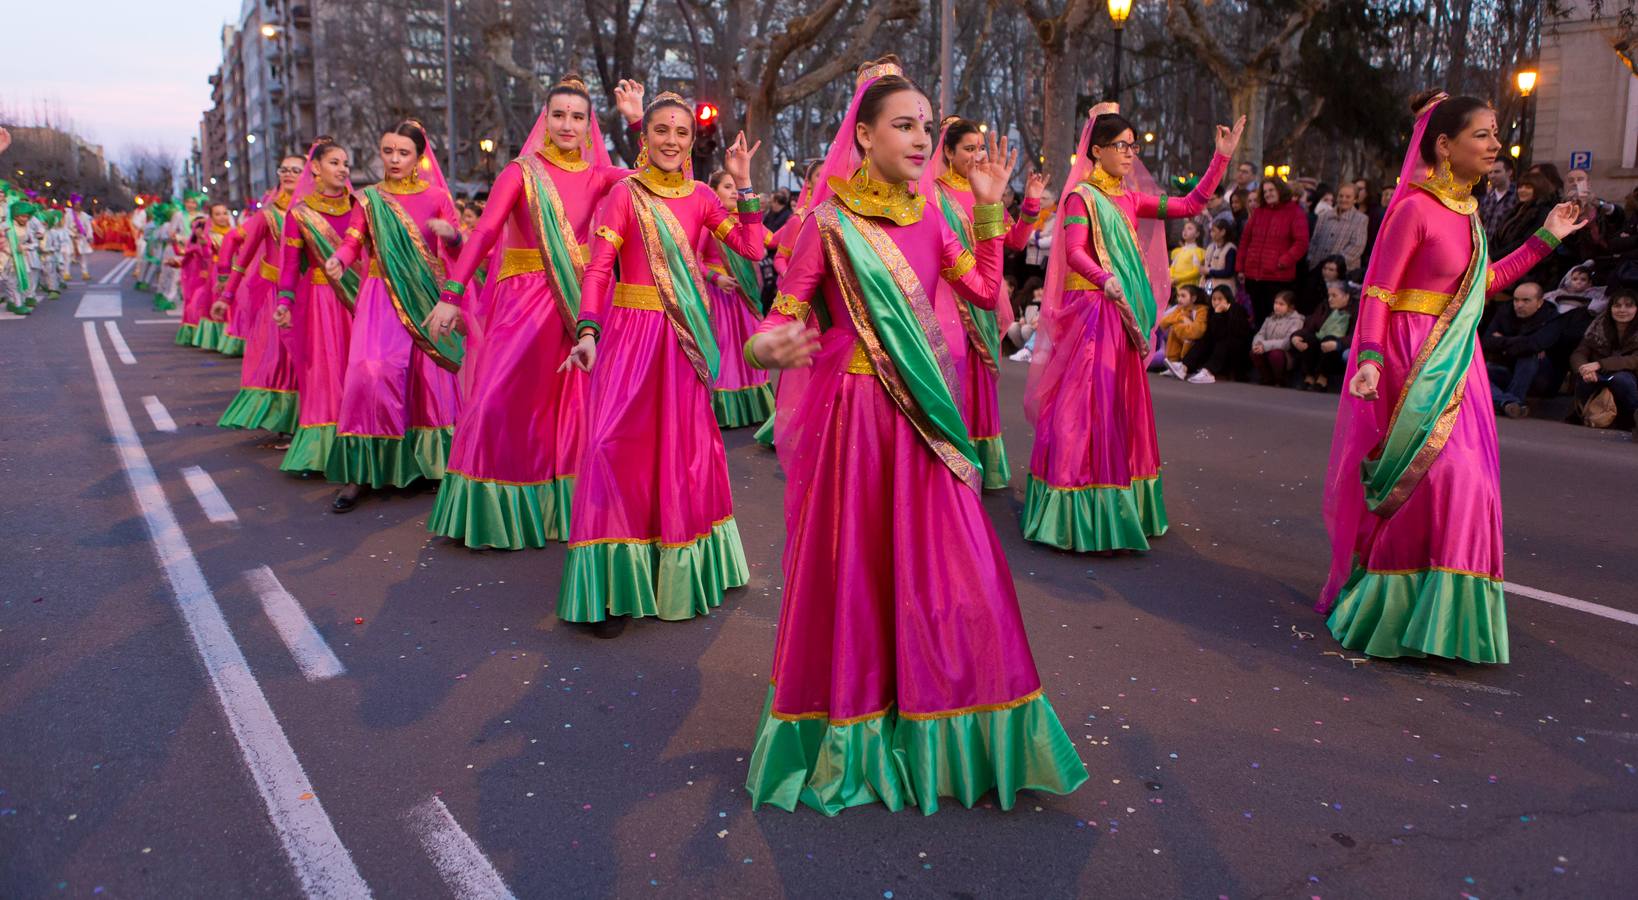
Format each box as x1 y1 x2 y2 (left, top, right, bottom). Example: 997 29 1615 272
753 163 821 449
920 117 1047 488
1320 91 1586 664
424 77 644 548
272 138 363 476
555 92 765 635
700 170 775 428
321 121 463 512
216 157 305 437
1022 104 1241 552
175 215 212 347
741 56 1087 816
189 204 237 353
210 212 247 357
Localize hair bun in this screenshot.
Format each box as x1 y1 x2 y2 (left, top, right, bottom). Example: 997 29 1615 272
1408 88 1445 114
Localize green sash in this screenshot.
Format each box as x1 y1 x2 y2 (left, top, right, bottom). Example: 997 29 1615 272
1075 182 1155 349
625 180 720 384
290 204 362 310
934 184 1001 370
517 154 586 335
717 235 764 315
1361 215 1487 517
815 201 982 490
361 187 463 371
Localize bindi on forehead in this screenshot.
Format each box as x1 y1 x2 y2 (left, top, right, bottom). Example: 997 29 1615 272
914 97 930 121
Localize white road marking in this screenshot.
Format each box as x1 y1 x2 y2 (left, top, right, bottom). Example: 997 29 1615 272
82 322 371 899
142 396 177 433
76 291 124 318
97 257 135 284
102 321 136 364
1506 582 1638 627
182 466 239 524
244 566 346 682
407 797 516 900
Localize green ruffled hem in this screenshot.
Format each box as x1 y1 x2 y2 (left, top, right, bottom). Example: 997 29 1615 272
713 383 776 430
174 324 197 346
752 413 776 448
556 518 748 622
280 423 338 475
1019 475 1151 552
216 335 245 357
192 318 226 350
746 686 1089 816
427 472 575 549
976 435 1012 491
217 388 299 432
323 428 453 488
1131 474 1168 537
1326 567 1509 664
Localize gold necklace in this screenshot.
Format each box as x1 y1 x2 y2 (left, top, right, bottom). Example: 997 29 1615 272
542 143 589 172
1417 160 1480 215
1087 165 1125 196
937 169 972 194
634 164 692 199
827 164 925 226
379 172 429 195
303 191 352 216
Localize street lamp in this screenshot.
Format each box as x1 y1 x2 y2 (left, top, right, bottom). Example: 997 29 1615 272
1515 67 1539 169
260 24 280 38
478 138 495 154
1143 131 1155 143
1107 0 1133 103
1516 69 1538 97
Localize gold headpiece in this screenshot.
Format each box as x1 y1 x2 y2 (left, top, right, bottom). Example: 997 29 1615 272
646 91 688 110
554 76 589 93
940 114 963 130
856 62 904 87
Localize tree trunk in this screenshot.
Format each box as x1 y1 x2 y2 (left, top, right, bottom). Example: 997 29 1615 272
1229 80 1268 172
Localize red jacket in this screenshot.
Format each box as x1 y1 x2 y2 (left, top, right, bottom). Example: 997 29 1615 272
1240 201 1310 282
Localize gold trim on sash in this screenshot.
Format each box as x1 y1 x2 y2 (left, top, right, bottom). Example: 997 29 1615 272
308 269 329 285
612 282 664 310
259 260 280 282
844 342 874 375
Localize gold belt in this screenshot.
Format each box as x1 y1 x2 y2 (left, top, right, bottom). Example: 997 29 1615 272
844 342 874 375
1064 272 1097 292
259 259 280 282
613 282 664 311
1390 288 1452 316
497 247 545 282
705 263 729 278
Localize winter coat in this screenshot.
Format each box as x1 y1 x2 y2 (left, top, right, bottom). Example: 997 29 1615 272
1240 200 1310 282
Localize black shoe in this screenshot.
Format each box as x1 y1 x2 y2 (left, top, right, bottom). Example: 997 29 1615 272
589 617 628 639
331 486 365 513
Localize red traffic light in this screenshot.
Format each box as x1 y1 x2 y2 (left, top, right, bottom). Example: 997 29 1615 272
696 102 719 126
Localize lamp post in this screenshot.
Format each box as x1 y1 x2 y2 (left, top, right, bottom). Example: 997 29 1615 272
1107 0 1133 103
1515 67 1538 170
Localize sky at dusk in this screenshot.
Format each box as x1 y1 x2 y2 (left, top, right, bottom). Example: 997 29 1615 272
1 1 243 165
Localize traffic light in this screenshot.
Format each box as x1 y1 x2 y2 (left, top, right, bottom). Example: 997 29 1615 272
696 102 719 130
693 101 723 176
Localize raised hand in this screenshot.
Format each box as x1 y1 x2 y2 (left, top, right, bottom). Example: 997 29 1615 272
967 132 1018 206
1025 171 1049 201
724 132 761 189
614 79 646 124
1215 116 1248 158
1544 200 1589 240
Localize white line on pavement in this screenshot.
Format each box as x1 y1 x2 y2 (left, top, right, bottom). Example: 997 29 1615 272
407 797 516 900
142 396 177 433
244 566 346 682
82 322 371 899
182 466 239 524
76 291 124 319
97 257 135 285
1506 581 1638 627
102 321 136 364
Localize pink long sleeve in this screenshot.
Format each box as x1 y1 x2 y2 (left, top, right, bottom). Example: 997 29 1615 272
221 213 270 299
1134 152 1229 220
755 216 824 336
574 185 633 333
1485 235 1555 296
699 193 765 261
1062 191 1114 289
942 217 1005 307
1003 197 1042 251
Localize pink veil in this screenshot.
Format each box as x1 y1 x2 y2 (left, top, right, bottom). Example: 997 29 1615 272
281 138 359 365
1317 99 1440 612
916 119 1018 356
1023 115 1169 423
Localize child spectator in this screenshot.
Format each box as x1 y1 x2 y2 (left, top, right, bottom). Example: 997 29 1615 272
1181 285 1254 383
1159 284 1209 378
1569 287 1638 431
1250 290 1305 386
1202 219 1237 294
1169 220 1206 289
1006 278 1044 362
1303 255 1346 315
1290 281 1356 391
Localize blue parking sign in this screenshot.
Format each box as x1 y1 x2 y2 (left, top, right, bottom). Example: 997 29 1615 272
1569 150 1592 171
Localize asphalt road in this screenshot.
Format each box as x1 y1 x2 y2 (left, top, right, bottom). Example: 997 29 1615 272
2 252 1636 899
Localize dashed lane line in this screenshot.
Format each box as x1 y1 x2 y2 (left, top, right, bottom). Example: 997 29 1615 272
406 797 517 900
142 395 177 433
243 566 346 682
182 465 239 524
102 321 136 364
